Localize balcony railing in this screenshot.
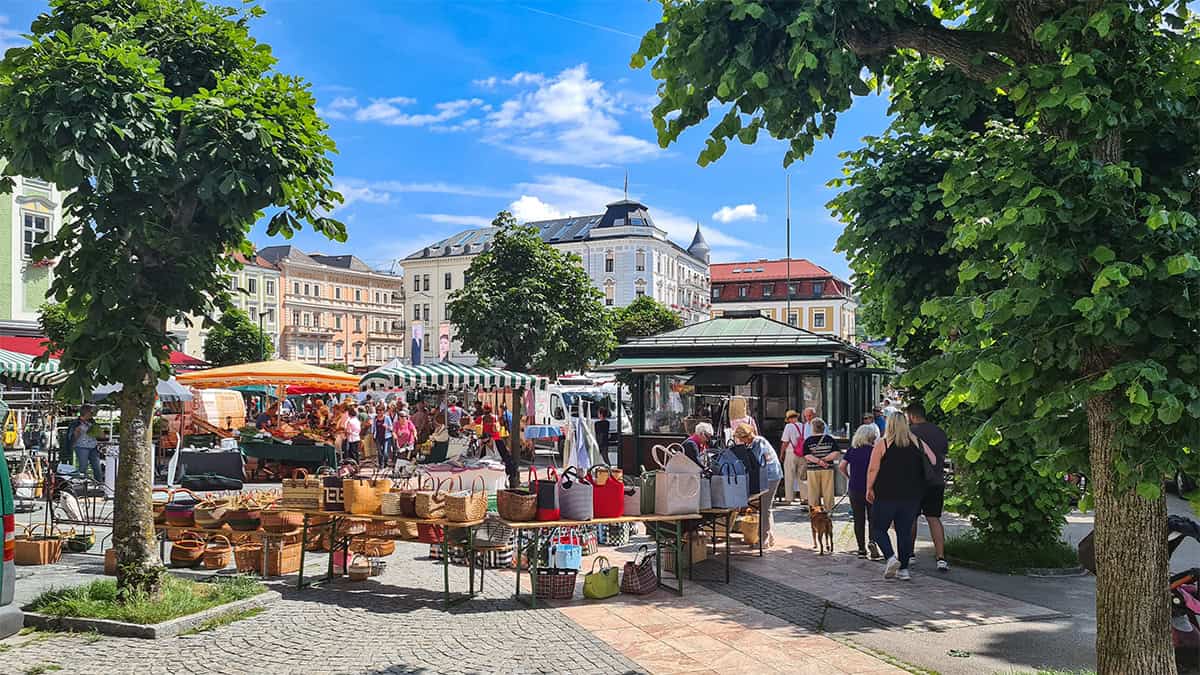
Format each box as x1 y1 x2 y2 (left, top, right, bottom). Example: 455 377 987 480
285 324 336 337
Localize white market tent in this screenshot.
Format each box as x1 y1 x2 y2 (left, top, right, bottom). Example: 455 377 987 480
359 361 548 392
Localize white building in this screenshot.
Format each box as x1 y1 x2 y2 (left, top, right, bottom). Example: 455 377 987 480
401 199 712 363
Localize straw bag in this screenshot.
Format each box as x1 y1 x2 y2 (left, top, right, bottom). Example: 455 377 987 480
152 487 171 525
557 467 593 521
193 498 230 529
445 476 487 523
169 532 205 568
281 476 323 511
590 466 624 519
202 535 232 570
620 545 658 595
414 476 447 519
367 519 418 540
351 537 395 557
343 477 391 515
319 466 345 511
498 468 539 522
381 475 418 516
583 555 620 599
14 524 63 566
535 567 576 600
261 508 304 534
739 514 761 545
348 554 371 581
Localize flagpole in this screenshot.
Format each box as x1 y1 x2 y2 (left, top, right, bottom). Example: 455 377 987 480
786 174 792 325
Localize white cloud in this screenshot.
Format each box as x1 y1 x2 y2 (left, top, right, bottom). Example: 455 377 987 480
332 180 392 211
509 195 563 223
473 72 548 90
417 213 495 227
322 96 484 127
335 177 508 199
482 65 659 167
0 17 25 52
712 204 761 223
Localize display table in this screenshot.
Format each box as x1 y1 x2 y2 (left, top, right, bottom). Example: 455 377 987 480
692 489 770 584
154 524 297 578
502 513 702 608
270 508 485 606
176 449 244 481
241 441 336 468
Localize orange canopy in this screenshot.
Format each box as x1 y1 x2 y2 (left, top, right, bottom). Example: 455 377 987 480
175 359 360 392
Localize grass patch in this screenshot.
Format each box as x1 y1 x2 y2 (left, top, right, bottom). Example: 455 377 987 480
28 575 264 625
182 606 264 635
945 532 1078 574
1185 489 1200 516
23 665 62 675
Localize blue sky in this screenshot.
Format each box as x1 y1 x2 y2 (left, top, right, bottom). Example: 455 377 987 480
2 1 894 280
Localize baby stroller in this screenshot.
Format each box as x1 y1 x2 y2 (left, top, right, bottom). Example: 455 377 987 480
1168 516 1200 669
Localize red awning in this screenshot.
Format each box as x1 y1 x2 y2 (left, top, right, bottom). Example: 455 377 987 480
0 335 206 367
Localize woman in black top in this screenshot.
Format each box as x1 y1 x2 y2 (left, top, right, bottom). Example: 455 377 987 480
867 411 937 581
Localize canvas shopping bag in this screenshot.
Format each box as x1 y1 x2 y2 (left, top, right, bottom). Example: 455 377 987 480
557 467 594 521
710 464 749 509
583 555 620 599
550 529 583 570
655 472 701 515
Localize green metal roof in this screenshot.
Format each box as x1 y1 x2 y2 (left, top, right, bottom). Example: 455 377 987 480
620 313 864 353
599 354 827 371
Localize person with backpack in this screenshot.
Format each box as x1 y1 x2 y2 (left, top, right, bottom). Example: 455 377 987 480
801 417 841 512
779 409 807 504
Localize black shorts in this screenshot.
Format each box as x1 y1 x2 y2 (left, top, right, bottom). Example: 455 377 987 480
921 485 945 517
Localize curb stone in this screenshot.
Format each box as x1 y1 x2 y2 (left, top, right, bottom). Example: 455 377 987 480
21 590 280 639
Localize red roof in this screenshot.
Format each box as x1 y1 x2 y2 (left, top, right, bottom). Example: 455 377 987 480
710 259 834 283
0 335 206 367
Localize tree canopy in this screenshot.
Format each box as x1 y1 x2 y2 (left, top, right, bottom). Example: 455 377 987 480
0 0 343 595
448 211 615 376
611 295 683 344
636 2 1200 671
203 307 273 366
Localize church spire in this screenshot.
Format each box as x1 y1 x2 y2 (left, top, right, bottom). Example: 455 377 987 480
687 222 711 264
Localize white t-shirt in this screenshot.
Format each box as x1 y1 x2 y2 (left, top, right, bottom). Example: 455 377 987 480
344 417 362 443
781 422 804 453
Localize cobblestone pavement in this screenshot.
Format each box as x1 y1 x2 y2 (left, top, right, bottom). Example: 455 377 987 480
2 544 641 675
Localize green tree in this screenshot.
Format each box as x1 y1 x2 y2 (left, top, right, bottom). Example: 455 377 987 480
448 210 615 376
0 0 343 596
635 3 1200 671
611 295 683 343
38 301 76 353
203 308 274 366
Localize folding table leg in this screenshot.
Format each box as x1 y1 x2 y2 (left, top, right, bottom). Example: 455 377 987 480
297 514 309 589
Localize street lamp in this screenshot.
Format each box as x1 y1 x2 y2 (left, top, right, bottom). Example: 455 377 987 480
257 310 270 361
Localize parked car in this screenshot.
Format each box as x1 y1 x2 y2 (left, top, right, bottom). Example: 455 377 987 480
0 455 22 637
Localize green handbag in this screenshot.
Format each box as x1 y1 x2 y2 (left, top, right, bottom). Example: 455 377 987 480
583 555 620 600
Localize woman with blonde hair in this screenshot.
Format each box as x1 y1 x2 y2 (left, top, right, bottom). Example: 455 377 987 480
730 422 783 547
866 411 937 580
840 423 881 559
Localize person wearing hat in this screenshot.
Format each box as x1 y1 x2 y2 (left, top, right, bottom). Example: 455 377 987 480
392 408 418 460
780 409 808 504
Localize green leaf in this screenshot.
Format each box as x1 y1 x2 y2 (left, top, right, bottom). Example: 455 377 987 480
744 3 765 20
1136 481 1161 501
970 297 986 319
1166 254 1195 276
1091 245 1116 264
1073 297 1094 313
751 71 769 89
1088 11 1112 38
976 361 1003 382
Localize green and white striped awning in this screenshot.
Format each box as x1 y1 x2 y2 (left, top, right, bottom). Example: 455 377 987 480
360 362 548 392
0 347 68 386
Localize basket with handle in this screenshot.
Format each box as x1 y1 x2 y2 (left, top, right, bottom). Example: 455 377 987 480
281 475 323 511
169 531 206 568
152 487 172 525
202 535 233 570
193 497 230 529
348 553 372 581
620 544 658 595
534 567 577 599
590 466 625 519
351 536 395 557
343 477 391 515
381 475 417 516
261 507 304 534
234 540 263 573
163 488 202 528
13 524 64 566
497 468 538 522
445 475 487 523
414 476 447 519
367 519 418 540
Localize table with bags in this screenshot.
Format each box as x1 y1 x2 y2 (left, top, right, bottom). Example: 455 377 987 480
269 471 490 606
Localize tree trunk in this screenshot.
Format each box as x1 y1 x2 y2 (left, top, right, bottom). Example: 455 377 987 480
1088 390 1175 673
113 375 163 597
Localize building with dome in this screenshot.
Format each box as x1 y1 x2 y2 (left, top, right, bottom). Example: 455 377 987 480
401 199 711 364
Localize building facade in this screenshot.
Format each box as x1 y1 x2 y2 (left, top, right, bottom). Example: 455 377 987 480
0 173 67 334
167 254 283 359
709 259 857 341
401 199 711 364
258 247 405 371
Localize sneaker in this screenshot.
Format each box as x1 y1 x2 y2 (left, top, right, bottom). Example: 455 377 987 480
884 556 900 579
897 569 912 581
868 543 881 560
857 549 868 559
937 558 949 573
909 555 918 566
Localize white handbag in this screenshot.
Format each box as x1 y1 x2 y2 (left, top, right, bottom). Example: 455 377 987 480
655 473 701 515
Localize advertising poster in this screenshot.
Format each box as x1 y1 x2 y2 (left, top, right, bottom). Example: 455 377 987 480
410 321 424 366
438 321 451 361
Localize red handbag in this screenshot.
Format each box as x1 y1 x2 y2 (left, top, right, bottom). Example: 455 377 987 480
417 523 444 544
590 466 625 519
534 466 560 521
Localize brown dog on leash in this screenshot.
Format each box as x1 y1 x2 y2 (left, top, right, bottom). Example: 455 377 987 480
810 506 833 555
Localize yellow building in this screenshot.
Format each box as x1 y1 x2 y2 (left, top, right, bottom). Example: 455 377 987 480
709 259 857 341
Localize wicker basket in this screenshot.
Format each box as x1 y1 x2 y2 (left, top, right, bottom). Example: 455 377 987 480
496 488 537 522
380 492 407 516
194 498 230 529
738 514 760 546
414 477 447 519
264 542 302 576
367 519 419 540
153 487 171 525
169 532 206 568
163 489 201 528
351 537 395 557
343 478 391 515
534 567 577 599
261 509 304 534
280 476 323 511
445 476 487 523
234 541 262 574
348 554 371 581
305 515 330 551
202 535 233 570
225 507 262 532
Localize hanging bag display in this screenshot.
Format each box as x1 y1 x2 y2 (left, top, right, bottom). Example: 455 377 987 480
711 463 749 509
622 480 642 516
590 465 624 519
620 544 658 595
557 467 594 521
583 555 620 599
534 466 561 521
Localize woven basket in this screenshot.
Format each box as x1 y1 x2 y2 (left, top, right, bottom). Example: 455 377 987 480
496 487 537 522
261 509 304 534
414 477 447 519
738 514 760 546
380 492 406 516
202 535 233 570
534 567 577 599
367 519 418 540
348 554 371 581
225 507 262 532
152 487 171 525
234 541 262 574
351 537 395 557
194 498 230 529
163 488 201 528
264 543 302 576
445 476 487 523
343 478 392 515
305 515 330 551
13 524 64 566
169 532 205 568
281 476 323 511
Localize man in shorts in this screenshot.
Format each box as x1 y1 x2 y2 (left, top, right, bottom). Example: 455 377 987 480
907 402 949 572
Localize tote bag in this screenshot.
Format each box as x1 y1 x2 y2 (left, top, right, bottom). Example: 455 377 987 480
534 467 561 521
711 464 749 509
655 472 701 515
623 482 642 516
583 556 620 599
698 467 713 510
550 529 583 570
557 467 594 521
591 466 625 518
